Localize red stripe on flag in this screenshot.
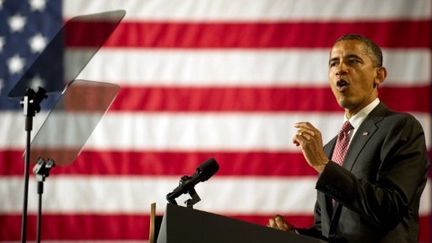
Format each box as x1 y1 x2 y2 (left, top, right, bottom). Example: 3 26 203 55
419 215 431 243
0 150 317 176
0 214 149 241
379 86 431 113
65 20 431 48
1 214 429 241
109 86 430 112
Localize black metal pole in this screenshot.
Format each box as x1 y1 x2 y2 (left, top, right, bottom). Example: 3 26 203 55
21 96 33 243
33 158 54 243
36 181 44 243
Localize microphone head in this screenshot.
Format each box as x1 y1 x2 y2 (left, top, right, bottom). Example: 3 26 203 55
197 158 219 182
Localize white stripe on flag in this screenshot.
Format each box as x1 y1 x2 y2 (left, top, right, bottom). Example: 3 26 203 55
1 176 430 215
70 49 431 86
63 0 431 21
1 112 430 150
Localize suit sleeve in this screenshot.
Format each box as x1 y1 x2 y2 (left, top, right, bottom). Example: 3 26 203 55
295 196 324 237
316 115 429 230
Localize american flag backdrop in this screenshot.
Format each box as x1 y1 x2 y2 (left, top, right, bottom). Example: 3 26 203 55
0 0 431 242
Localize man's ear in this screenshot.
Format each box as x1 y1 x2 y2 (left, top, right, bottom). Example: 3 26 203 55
374 66 387 88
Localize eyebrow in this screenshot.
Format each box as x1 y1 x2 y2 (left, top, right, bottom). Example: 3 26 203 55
346 54 363 60
329 54 363 64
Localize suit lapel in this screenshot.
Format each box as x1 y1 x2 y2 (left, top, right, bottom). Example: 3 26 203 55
342 119 378 171
342 104 387 171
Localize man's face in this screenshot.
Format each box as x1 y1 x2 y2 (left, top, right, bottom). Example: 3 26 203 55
328 40 384 116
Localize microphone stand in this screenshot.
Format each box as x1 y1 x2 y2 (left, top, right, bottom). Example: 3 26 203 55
20 88 47 243
185 187 201 208
166 175 201 209
33 158 55 243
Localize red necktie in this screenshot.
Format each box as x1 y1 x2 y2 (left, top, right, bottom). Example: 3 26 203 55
331 121 353 166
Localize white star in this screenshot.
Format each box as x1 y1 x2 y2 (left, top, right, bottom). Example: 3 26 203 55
29 0 47 12
29 33 47 53
0 37 5 53
7 54 26 74
29 75 45 91
8 14 27 32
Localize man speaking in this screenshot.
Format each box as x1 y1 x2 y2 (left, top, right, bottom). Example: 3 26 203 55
268 34 429 243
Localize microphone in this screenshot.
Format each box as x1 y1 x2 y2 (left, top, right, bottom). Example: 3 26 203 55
166 158 219 204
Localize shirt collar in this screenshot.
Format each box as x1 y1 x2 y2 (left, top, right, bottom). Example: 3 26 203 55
344 98 380 130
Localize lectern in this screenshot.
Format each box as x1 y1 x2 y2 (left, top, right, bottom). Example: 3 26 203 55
153 204 327 243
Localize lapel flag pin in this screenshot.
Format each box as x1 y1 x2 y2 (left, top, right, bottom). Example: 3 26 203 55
362 131 369 136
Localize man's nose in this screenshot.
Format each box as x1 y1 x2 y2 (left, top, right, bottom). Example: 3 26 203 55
335 69 347 76
335 63 348 76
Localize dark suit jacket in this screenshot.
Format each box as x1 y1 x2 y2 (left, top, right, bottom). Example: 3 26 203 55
299 103 429 243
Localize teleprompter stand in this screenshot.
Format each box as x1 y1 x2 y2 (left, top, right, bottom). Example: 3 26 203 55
30 80 119 243
7 10 125 243
19 88 47 243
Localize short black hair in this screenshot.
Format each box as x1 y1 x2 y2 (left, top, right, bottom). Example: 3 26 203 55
334 34 383 67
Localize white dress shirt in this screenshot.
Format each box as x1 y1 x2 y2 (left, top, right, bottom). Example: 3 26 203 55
344 98 380 145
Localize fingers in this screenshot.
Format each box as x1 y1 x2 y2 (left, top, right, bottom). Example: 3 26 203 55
296 130 314 139
293 122 321 145
267 215 293 231
294 121 314 129
267 218 276 228
292 131 307 146
292 122 329 172
295 122 317 136
298 131 313 140
275 215 290 231
293 125 314 146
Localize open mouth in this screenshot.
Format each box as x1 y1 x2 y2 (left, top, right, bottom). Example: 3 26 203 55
336 79 349 91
